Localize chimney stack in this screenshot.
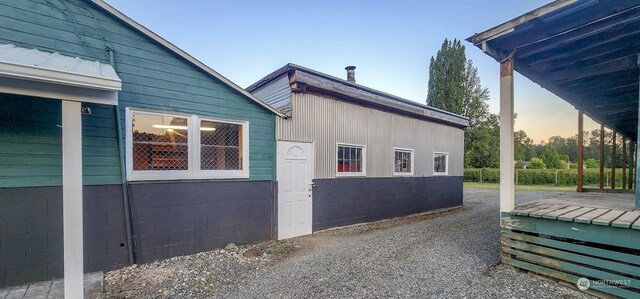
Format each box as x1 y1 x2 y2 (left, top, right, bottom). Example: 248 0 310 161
345 66 356 83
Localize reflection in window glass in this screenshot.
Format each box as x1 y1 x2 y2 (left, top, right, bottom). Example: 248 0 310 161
394 150 412 173
434 152 448 174
337 145 363 173
201 120 242 170
132 113 189 171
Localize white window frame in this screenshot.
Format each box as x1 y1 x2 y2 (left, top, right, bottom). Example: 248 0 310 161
393 147 414 176
125 108 249 181
433 151 449 176
336 143 366 177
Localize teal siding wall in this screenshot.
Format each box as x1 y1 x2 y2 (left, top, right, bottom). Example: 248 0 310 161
0 0 276 187
0 95 122 186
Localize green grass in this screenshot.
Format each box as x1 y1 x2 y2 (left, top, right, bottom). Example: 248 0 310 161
464 182 577 192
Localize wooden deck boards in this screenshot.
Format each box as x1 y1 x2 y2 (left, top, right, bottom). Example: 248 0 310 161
634 217 640 230
611 211 640 228
558 207 596 222
542 206 582 220
575 208 610 224
528 205 567 218
511 204 553 216
512 202 639 230
593 210 627 226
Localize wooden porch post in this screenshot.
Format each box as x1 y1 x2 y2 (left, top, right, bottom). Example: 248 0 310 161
623 137 627 189
600 124 605 189
577 110 584 192
500 57 515 215
611 132 616 189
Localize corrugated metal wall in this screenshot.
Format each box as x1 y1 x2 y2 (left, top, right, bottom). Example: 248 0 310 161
277 93 464 179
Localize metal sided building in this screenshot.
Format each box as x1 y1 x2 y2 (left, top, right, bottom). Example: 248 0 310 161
248 64 470 239
0 0 281 290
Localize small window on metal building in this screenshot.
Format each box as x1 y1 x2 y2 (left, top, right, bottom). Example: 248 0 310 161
337 144 365 176
434 152 448 175
394 148 414 176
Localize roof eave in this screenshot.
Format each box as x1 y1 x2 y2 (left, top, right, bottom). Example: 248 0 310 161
247 63 470 127
466 0 577 45
89 0 284 117
293 70 470 128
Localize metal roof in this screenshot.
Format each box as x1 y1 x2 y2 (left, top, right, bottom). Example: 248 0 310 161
247 63 470 128
0 43 121 105
467 0 640 141
0 43 121 90
89 0 284 117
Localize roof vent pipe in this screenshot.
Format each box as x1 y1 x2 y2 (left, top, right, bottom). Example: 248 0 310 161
345 66 356 83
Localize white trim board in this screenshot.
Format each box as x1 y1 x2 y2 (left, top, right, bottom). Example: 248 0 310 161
90 0 284 117
125 108 250 181
0 76 118 105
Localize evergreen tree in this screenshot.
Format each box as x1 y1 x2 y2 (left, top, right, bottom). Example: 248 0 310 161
427 39 467 115
427 38 498 168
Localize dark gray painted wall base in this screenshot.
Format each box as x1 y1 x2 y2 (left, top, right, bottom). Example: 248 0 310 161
128 180 276 264
312 176 463 231
0 185 129 288
0 180 277 288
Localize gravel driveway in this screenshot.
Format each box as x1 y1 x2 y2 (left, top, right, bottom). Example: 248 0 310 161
102 187 591 298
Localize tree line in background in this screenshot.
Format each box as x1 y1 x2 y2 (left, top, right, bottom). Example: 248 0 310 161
514 129 629 169
427 39 499 168
426 39 631 170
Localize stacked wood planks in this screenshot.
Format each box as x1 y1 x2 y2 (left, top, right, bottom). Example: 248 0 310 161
502 203 640 298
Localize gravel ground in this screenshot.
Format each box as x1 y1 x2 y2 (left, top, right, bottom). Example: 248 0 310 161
102 187 592 299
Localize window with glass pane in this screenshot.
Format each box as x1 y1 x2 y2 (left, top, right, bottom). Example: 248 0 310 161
132 113 189 170
337 145 363 173
434 152 448 174
201 120 242 170
394 150 412 173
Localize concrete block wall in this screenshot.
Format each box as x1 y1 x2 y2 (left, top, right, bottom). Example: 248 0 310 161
312 176 463 231
0 185 129 288
128 181 276 263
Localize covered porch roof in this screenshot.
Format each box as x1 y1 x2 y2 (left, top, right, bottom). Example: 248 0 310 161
0 43 122 298
467 0 640 141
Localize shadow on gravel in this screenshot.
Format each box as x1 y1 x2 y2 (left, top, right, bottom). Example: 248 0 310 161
315 206 466 237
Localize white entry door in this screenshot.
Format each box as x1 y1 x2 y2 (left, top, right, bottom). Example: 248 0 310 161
277 141 314 239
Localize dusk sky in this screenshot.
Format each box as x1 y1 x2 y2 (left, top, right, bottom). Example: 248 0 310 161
107 0 600 143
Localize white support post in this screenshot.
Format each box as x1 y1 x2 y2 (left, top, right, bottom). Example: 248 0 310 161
62 101 84 299
500 58 515 215
636 55 640 208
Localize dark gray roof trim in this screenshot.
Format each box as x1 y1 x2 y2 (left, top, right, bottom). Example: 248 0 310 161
247 63 470 128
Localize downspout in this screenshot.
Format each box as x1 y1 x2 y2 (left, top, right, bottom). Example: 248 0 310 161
107 45 136 264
